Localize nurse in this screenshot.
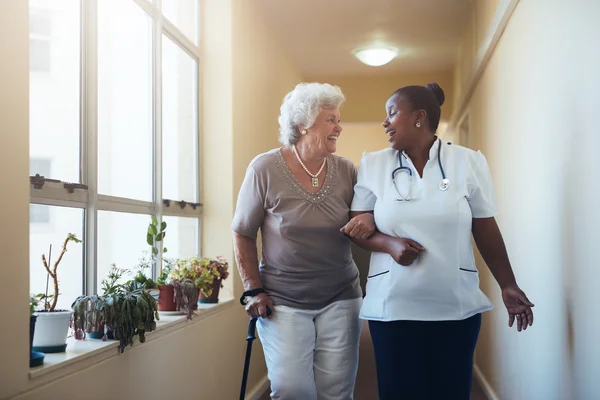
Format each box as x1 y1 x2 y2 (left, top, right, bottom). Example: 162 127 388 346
341 83 534 399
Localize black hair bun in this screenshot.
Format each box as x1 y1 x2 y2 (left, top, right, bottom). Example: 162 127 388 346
426 83 445 106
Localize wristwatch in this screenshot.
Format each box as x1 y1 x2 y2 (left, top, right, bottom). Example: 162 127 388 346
239 288 266 305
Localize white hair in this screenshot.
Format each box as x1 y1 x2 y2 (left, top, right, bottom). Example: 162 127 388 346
278 82 345 146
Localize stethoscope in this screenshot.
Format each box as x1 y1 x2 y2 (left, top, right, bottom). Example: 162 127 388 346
391 138 450 201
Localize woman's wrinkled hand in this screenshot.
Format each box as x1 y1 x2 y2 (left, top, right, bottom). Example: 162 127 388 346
245 293 274 319
387 237 425 266
502 284 534 332
340 213 376 239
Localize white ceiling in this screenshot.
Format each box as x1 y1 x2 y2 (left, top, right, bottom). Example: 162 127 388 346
254 0 472 77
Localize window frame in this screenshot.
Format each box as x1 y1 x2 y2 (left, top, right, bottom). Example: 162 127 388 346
29 0 203 296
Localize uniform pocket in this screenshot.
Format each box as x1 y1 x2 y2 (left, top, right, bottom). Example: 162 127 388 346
459 267 478 273
367 270 390 279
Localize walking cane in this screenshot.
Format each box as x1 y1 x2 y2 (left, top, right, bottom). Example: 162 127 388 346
239 317 258 400
239 307 271 400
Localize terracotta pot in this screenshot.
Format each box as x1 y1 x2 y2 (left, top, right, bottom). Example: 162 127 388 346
158 284 177 311
199 279 222 304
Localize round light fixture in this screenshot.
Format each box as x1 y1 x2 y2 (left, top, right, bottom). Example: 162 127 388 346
353 46 398 67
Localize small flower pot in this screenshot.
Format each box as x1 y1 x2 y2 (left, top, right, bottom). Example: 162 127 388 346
88 330 115 340
199 279 222 304
30 314 45 367
158 284 177 311
32 310 72 353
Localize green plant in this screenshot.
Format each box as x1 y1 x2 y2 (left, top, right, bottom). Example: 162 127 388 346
156 257 175 286
104 281 159 353
38 233 82 312
71 264 129 340
130 253 157 290
30 295 39 315
129 216 169 289
147 216 167 257
71 264 160 352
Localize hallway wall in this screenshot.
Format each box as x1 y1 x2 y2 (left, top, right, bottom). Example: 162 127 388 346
449 1 600 399
306 71 454 123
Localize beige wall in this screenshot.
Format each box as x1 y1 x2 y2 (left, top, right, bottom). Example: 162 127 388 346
0 0 31 397
450 0 600 399
335 122 389 166
2 0 302 398
306 71 454 123
452 0 500 108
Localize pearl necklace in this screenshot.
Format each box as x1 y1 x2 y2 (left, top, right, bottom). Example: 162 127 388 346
292 145 326 187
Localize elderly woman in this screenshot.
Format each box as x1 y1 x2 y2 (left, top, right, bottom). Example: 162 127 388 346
341 83 535 399
232 82 373 400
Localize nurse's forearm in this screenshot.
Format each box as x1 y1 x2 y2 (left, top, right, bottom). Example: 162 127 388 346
349 231 396 254
471 217 518 289
232 231 263 290
348 211 396 254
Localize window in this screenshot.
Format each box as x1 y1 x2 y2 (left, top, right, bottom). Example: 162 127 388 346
29 0 202 298
30 159 51 223
162 0 199 44
30 12 52 73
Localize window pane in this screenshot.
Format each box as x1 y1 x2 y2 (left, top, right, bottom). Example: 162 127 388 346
162 216 199 260
162 36 198 202
98 0 153 201
29 0 80 183
30 205 84 311
162 0 198 44
97 211 151 292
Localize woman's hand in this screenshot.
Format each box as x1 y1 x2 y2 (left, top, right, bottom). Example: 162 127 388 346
386 237 425 266
340 213 376 239
245 293 274 319
502 284 534 332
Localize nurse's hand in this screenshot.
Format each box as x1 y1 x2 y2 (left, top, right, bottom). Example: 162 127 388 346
502 284 534 332
340 213 376 239
387 237 425 266
245 293 274 319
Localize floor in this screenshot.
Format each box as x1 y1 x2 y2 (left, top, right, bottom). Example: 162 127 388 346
259 320 487 399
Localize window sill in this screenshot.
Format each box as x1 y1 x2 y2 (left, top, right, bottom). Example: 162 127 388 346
28 298 235 384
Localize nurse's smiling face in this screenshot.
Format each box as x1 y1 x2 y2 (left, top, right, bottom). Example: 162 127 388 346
382 95 421 151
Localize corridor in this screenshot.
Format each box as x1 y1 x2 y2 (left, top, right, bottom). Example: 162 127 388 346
1 0 599 399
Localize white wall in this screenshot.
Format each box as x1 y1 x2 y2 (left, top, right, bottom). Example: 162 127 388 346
453 1 600 398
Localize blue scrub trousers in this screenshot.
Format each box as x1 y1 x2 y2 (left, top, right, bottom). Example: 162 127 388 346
369 313 482 400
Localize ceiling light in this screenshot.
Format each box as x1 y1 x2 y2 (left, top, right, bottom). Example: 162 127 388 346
353 46 398 67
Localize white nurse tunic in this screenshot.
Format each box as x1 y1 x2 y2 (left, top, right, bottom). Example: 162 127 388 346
351 139 497 322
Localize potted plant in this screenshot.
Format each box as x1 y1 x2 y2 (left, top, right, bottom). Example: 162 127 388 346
157 257 177 312
143 216 177 311
169 257 224 319
130 252 159 299
198 256 230 304
168 259 204 319
29 296 44 367
100 266 160 353
71 264 126 340
32 233 82 353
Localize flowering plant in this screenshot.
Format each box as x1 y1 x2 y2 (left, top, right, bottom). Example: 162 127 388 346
169 256 230 297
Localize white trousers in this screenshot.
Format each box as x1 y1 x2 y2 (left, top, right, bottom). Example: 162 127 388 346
257 298 362 400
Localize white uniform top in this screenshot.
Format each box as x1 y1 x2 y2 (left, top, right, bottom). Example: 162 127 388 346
351 139 496 321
